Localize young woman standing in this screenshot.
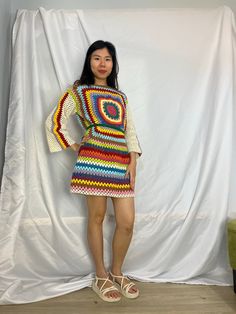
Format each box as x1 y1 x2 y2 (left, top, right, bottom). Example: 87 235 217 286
45 40 142 302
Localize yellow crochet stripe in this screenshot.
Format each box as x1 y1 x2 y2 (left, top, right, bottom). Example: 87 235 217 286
71 179 130 188
88 138 127 151
78 156 127 169
52 92 68 149
95 126 123 136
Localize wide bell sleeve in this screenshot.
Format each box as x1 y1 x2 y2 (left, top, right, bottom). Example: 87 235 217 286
125 100 142 158
45 89 77 153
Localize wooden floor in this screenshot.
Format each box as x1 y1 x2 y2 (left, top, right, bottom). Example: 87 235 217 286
1 282 236 314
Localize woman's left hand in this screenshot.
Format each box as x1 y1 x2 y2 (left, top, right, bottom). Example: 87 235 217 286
125 160 137 190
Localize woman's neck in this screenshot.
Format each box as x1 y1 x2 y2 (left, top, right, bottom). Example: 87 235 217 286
94 79 107 86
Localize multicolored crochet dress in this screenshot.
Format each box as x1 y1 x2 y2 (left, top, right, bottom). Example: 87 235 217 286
45 84 142 198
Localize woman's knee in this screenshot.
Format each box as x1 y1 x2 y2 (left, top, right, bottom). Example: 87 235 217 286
86 196 107 225
89 212 106 225
116 219 134 234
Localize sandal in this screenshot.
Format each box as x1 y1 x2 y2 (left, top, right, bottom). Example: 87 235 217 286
109 271 139 299
92 275 121 302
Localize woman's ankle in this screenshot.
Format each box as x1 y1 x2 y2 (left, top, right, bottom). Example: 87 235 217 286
110 268 122 276
96 269 108 278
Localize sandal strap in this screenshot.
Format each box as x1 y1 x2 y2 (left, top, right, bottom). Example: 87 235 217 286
123 282 135 292
95 276 109 291
110 272 135 291
109 272 126 282
101 285 119 296
95 275 119 295
110 272 124 279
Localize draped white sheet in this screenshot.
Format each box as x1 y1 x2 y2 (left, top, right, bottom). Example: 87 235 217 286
0 5 236 304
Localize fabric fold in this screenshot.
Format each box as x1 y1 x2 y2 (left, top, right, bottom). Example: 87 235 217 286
0 5 235 304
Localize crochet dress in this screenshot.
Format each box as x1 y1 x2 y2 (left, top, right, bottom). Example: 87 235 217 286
45 84 142 198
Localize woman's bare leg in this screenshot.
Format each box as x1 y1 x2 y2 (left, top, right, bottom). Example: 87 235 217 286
86 195 121 299
110 197 138 293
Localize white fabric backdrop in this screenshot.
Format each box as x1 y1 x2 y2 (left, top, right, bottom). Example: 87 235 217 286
0 5 236 304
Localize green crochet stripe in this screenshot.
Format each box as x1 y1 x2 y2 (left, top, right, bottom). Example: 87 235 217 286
86 123 125 134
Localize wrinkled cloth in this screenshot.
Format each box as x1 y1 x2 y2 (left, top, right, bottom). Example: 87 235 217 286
0 6 235 304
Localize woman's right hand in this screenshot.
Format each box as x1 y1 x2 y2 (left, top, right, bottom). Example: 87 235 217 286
70 134 90 152
70 143 81 152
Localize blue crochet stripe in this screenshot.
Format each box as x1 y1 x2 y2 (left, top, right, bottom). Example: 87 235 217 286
72 172 130 184
74 162 126 174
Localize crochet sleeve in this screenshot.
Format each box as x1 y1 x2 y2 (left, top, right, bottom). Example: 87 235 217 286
125 100 142 158
45 89 77 153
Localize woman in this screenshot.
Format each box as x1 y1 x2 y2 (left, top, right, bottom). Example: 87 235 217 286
45 40 142 302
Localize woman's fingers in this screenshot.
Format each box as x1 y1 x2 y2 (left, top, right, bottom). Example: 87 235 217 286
125 166 136 190
130 171 135 190
81 134 90 145
70 143 80 152
71 134 90 153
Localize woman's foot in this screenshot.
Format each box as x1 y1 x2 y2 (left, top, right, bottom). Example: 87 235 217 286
92 273 122 302
109 271 139 299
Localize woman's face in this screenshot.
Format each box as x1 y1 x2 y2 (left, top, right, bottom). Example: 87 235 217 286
90 47 113 84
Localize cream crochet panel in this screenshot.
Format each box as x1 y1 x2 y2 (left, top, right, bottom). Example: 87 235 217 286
45 90 76 153
45 88 142 157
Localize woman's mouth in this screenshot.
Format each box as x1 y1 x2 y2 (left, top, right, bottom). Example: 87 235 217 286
98 70 107 74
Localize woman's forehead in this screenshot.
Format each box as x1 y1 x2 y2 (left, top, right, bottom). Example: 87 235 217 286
91 47 111 57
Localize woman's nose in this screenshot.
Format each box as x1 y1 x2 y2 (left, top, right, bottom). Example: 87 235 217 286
100 59 105 66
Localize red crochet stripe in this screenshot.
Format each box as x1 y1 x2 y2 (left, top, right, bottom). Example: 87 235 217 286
81 146 130 160
80 147 130 164
54 92 70 148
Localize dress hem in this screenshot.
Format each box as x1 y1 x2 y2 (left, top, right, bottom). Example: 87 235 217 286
70 189 135 198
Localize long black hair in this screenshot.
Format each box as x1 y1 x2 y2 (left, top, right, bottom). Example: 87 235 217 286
74 40 119 90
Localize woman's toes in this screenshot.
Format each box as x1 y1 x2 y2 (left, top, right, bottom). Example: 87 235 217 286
130 286 137 293
107 291 119 299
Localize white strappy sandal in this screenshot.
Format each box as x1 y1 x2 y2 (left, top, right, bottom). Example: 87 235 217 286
92 275 121 302
109 271 140 299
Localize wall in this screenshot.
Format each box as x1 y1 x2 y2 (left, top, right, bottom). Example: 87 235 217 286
0 0 236 183
9 0 236 10
0 0 12 185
